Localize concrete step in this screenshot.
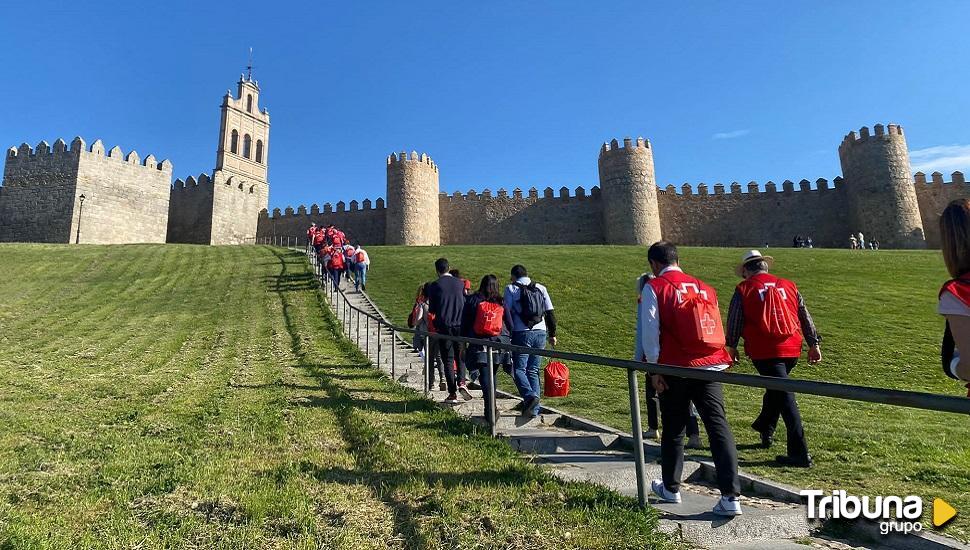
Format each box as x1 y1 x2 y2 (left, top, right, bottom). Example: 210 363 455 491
500 426 621 454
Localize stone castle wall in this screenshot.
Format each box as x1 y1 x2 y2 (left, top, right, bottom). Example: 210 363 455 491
73 140 172 244
657 179 850 248
438 187 603 245
0 141 79 242
1 138 171 244
261 175 970 249
167 174 215 244
913 171 969 248
256 199 388 246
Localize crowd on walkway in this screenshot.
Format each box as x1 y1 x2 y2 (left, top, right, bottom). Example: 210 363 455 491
303 197 970 519
307 222 371 292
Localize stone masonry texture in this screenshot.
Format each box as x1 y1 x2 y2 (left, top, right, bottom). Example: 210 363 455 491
261 125 970 250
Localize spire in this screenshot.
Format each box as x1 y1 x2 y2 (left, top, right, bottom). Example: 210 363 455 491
246 47 255 81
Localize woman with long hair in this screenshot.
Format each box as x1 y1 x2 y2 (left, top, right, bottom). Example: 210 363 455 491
938 198 970 386
461 274 514 419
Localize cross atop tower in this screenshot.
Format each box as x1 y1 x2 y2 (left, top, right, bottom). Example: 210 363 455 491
245 47 255 81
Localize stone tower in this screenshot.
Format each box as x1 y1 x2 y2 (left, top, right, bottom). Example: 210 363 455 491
838 123 925 248
385 151 440 246
216 75 270 187
597 137 662 245
167 74 271 245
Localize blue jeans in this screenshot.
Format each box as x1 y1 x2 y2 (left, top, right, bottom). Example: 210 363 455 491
355 264 367 290
512 330 546 415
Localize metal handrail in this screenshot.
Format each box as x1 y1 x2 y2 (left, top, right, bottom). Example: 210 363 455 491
297 246 970 508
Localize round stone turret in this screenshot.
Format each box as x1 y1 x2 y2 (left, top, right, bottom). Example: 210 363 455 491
385 150 440 245
597 137 662 245
838 124 925 248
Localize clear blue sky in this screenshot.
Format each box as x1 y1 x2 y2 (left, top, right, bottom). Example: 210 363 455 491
2 1 969 211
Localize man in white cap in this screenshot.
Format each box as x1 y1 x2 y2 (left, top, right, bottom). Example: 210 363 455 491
725 250 822 468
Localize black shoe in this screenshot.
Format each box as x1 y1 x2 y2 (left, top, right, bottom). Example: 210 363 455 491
752 423 773 448
520 396 540 417
775 454 813 468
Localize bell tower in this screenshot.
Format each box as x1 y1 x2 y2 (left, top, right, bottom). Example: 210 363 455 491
215 73 270 187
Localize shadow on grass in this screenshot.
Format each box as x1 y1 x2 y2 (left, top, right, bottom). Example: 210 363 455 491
266 247 652 545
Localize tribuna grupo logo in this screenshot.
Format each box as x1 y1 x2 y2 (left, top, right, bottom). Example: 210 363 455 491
801 490 957 535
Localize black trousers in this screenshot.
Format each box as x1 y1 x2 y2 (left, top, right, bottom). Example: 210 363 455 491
658 376 740 496
752 358 809 459
436 327 462 394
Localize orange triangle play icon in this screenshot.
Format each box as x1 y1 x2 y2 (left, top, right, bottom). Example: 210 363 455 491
934 498 957 527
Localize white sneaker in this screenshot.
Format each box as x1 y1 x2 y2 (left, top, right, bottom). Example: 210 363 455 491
650 479 681 503
713 495 742 517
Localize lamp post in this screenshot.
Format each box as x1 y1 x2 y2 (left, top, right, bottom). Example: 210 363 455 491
75 194 85 244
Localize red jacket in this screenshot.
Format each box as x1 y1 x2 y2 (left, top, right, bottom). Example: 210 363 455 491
737 273 803 360
941 276 970 306
647 270 732 368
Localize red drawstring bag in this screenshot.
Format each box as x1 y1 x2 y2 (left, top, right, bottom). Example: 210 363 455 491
544 361 570 397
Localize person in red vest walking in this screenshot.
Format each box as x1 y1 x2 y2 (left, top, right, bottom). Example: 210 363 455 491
636 241 742 517
938 199 970 391
725 250 822 469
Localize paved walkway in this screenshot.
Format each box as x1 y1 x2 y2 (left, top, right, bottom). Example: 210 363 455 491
304 250 961 550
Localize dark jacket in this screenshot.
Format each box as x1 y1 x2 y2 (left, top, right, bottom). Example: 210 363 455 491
426 275 465 331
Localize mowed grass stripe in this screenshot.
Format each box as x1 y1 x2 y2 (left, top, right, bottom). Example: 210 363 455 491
365 244 970 542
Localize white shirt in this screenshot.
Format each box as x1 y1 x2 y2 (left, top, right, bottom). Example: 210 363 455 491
939 291 970 316
634 266 728 372
504 277 554 332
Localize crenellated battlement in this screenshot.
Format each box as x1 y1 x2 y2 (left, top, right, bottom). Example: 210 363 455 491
266 196 386 219
598 136 651 159
838 123 905 155
441 185 600 202
657 177 841 196
387 150 438 172
5 137 172 174
914 171 967 186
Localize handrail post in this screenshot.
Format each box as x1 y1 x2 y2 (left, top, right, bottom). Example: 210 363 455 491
487 345 497 437
377 319 382 367
365 315 370 357
391 327 397 378
627 368 648 508
356 308 361 345
424 334 430 397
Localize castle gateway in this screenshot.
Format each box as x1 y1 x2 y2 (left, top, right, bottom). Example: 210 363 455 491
0 74 270 245
260 123 967 249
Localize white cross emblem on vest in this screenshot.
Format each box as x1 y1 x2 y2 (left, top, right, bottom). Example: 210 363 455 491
699 312 717 335
676 282 708 303
757 282 788 301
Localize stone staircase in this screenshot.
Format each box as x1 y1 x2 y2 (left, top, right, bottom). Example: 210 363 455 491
302 251 961 550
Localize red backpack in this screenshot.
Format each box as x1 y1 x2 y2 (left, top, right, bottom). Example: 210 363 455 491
544 361 570 397
473 301 504 337
329 251 345 270
659 277 726 348
759 283 798 339
355 251 366 263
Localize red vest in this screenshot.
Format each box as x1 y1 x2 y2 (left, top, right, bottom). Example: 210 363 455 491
648 270 732 368
737 273 803 360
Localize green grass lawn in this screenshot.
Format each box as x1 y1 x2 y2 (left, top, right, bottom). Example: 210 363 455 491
0 244 675 549
365 245 970 541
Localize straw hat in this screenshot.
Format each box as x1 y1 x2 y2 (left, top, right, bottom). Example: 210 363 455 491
736 250 774 277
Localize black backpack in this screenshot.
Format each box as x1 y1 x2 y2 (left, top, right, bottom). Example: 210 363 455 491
515 282 545 329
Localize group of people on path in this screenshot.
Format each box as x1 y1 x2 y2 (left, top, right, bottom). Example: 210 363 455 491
849 231 879 250
305 200 970 520
408 259 556 418
307 223 370 292
635 242 822 517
